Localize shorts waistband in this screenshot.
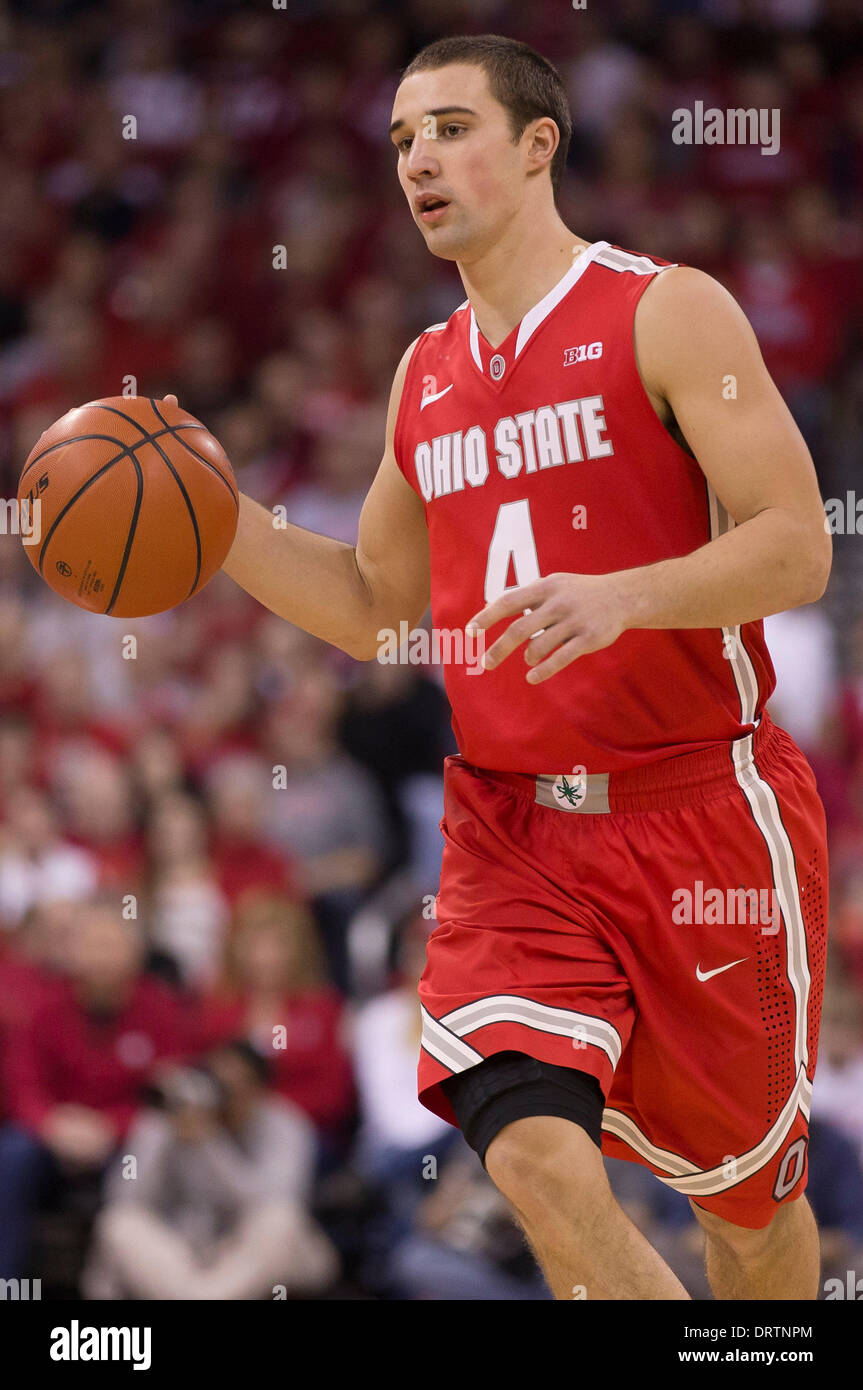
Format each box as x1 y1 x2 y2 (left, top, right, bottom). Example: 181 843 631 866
466 715 781 814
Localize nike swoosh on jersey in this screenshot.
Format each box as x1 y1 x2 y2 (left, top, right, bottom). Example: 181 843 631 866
695 957 748 982
419 383 453 410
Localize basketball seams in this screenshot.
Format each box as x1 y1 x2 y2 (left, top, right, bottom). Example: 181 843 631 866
139 403 205 600
37 443 140 576
86 401 226 607
148 398 239 509
20 433 148 488
84 402 237 509
137 437 203 600
106 453 145 616
38 454 141 613
19 422 211 488
154 426 239 507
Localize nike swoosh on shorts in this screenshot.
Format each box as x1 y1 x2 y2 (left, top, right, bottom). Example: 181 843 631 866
695 957 748 982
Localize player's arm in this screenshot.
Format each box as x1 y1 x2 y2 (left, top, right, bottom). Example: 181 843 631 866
220 340 430 661
611 266 832 629
469 268 832 683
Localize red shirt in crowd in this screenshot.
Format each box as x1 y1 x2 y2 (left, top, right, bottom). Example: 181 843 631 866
195 987 355 1137
0 950 59 1121
3 974 190 1138
209 834 299 906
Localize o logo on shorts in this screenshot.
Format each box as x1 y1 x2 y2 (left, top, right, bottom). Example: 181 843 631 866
773 1136 807 1201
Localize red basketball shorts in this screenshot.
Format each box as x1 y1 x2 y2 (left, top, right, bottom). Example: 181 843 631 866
418 712 828 1229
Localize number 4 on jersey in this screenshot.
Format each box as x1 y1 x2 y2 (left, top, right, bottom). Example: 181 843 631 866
484 498 541 602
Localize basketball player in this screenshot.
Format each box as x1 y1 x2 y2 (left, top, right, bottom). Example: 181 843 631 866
214 35 832 1300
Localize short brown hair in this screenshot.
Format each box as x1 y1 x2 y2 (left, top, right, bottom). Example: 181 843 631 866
226 892 326 993
401 34 572 197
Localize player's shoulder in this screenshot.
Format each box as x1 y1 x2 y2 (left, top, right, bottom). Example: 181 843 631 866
591 241 681 278
633 259 762 397
594 238 740 317
589 242 735 318
634 259 750 340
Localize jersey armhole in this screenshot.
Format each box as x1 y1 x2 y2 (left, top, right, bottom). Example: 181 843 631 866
392 336 426 489
627 263 702 471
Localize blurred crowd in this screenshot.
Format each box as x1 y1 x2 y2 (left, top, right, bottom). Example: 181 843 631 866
0 0 861 1299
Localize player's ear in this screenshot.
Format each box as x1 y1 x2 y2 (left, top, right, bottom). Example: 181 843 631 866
525 116 559 179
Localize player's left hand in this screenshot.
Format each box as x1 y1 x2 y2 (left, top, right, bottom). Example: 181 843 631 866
466 571 633 684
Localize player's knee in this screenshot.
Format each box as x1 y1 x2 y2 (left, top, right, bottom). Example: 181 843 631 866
485 1113 606 1213
442 1051 606 1214
689 1199 782 1255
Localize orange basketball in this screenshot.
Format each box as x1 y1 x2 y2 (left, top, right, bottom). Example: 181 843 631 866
18 396 238 618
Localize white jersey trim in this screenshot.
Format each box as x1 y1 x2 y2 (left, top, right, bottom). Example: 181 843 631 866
464 240 611 373
603 1068 812 1196
594 246 679 276
514 239 610 358
420 1004 484 1073
731 731 811 1073
438 993 623 1070
707 484 760 726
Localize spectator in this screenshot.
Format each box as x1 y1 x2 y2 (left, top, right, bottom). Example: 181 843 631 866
0 785 97 930
284 403 387 546
4 899 190 1142
50 744 143 889
810 976 863 1167
196 894 356 1155
0 898 190 1276
204 752 300 909
352 906 452 1183
0 901 76 1118
178 641 260 775
338 660 454 879
261 665 389 988
806 1117 863 1289
82 1040 339 1300
763 604 838 756
145 790 230 990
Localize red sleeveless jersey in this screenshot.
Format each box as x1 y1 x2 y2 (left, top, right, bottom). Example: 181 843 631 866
393 239 775 775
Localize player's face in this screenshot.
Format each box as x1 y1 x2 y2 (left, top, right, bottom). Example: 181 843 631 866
390 65 528 261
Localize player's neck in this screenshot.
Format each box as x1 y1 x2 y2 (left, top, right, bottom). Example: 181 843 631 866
457 213 593 350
